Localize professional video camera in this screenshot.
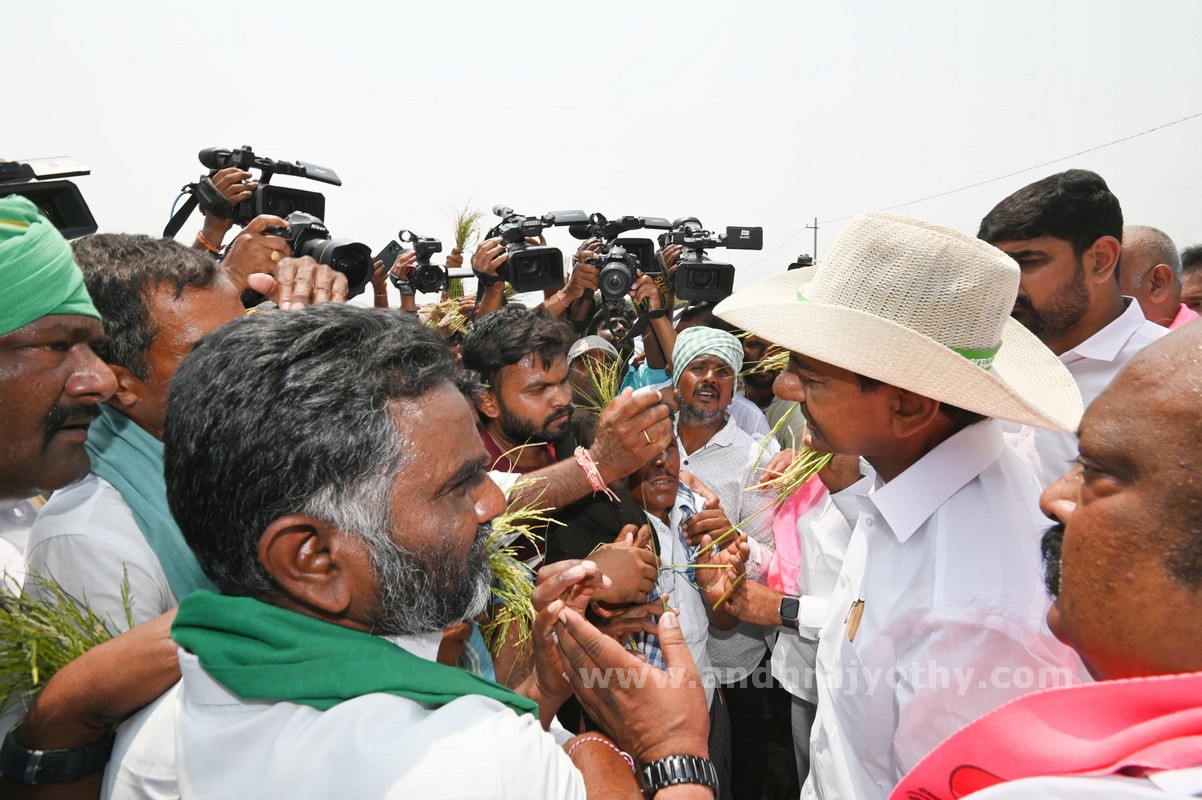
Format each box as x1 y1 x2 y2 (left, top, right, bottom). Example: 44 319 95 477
263 212 374 298
788 254 814 271
658 218 763 302
0 156 97 238
567 213 673 303
376 230 448 294
164 146 341 239
482 205 588 293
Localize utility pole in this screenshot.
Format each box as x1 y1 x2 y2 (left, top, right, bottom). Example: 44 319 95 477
806 217 819 262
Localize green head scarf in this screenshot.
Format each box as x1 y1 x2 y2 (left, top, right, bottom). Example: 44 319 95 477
0 194 99 336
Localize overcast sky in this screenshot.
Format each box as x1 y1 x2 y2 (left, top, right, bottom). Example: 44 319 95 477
6 0 1201 299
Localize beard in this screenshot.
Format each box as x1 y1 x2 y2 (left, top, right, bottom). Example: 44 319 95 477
366 521 493 636
1011 259 1090 343
679 401 725 427
1041 523 1064 598
498 399 573 445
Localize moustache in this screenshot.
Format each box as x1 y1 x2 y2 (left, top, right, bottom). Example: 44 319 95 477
1041 523 1064 598
545 406 573 427
43 403 101 445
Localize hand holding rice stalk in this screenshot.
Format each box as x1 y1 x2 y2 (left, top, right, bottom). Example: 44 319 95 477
573 352 625 414
449 204 486 300
0 570 132 710
480 477 562 651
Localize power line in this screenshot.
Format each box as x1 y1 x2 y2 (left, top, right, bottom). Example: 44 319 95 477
747 110 1202 270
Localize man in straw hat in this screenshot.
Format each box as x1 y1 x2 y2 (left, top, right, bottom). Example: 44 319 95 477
711 211 1086 800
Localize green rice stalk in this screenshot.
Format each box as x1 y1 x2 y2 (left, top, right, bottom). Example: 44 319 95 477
747 446 833 505
742 346 789 377
574 354 624 414
481 478 562 651
450 205 486 300
0 569 131 710
710 572 746 612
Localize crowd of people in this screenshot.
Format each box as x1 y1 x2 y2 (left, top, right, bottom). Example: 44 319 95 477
0 165 1199 799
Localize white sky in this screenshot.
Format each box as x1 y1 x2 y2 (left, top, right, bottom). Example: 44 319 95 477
6 0 1201 299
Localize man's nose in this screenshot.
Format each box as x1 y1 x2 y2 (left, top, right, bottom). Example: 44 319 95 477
1040 465 1081 524
65 344 117 403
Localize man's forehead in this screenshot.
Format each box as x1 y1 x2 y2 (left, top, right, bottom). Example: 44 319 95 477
505 353 567 385
0 313 103 345
686 354 733 370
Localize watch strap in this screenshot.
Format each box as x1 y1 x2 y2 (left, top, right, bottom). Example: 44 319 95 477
0 726 115 785
638 753 719 798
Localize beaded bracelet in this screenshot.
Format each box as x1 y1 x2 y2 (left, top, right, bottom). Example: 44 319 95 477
566 735 635 772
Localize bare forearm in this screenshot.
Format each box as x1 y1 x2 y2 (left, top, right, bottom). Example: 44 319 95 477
567 736 642 799
473 283 505 320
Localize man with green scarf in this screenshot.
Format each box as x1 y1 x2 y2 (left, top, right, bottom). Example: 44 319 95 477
24 235 243 628
105 305 715 798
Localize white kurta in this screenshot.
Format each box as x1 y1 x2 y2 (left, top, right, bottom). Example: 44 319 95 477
803 420 1085 800
104 633 586 799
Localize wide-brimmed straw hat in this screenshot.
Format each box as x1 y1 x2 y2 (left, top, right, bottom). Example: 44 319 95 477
714 212 1082 432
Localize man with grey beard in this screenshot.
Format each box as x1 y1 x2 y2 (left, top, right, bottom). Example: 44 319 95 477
102 305 716 799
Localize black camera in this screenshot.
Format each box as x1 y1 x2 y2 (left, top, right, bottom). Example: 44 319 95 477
391 230 448 294
659 218 763 303
568 213 674 306
164 146 341 240
592 244 642 303
787 254 814 271
264 212 374 298
0 157 97 239
484 205 588 292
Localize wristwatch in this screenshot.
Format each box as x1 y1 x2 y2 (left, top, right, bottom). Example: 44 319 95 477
638 754 720 798
779 595 802 630
0 726 115 785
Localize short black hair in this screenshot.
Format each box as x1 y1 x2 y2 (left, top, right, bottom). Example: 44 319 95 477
1181 244 1202 275
72 234 224 379
164 305 456 598
460 304 571 390
978 169 1124 259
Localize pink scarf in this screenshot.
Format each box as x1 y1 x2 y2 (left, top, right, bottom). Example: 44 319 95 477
765 477 828 595
891 670 1202 799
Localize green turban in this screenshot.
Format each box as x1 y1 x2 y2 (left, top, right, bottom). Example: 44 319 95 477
0 194 99 336
671 325 744 386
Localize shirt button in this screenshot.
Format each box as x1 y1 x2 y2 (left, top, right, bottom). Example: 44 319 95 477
683 460 689 466
838 575 847 587
864 518 874 527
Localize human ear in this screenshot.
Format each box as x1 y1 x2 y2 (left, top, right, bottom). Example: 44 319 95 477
477 387 501 422
1146 263 1176 303
105 363 147 413
1088 236 1122 284
889 387 943 439
258 515 358 616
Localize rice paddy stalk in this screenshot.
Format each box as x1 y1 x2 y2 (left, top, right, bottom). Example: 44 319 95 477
420 297 472 340
0 570 131 710
450 205 486 300
574 354 624 414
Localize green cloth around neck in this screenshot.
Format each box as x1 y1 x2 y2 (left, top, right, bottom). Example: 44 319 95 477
85 405 218 600
172 591 538 717
0 195 99 336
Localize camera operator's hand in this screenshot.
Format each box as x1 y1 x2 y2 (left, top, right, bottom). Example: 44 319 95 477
473 236 508 277
447 246 465 271
563 259 599 302
194 167 257 252
370 260 390 309
660 243 683 272
222 214 292 293
630 273 663 311
389 249 418 283
246 255 349 311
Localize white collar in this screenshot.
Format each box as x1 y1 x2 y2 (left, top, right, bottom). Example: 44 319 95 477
383 630 443 663
867 419 1004 544
1062 297 1147 363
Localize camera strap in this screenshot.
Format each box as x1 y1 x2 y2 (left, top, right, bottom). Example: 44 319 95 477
163 190 200 239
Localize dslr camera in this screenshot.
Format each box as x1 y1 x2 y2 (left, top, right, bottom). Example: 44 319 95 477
660 218 763 302
263 212 374 298
483 205 589 292
568 213 673 304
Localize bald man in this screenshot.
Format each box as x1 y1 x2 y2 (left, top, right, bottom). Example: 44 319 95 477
1119 225 1198 329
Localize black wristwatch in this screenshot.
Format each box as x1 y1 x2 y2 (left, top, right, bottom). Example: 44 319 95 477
0 726 115 785
779 595 802 630
638 754 720 798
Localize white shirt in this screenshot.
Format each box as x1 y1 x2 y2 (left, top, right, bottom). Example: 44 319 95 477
678 415 780 681
0 498 38 591
803 420 1085 800
969 767 1202 799
1026 298 1167 486
25 473 175 630
729 394 772 440
771 471 872 704
104 632 585 799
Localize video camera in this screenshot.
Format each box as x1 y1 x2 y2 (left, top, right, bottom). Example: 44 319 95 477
658 218 763 302
164 146 341 240
567 213 673 304
376 230 449 295
0 157 97 239
483 205 589 292
263 212 374 298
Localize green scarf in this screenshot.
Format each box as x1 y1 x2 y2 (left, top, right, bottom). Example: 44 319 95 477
172 591 538 717
85 405 218 599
